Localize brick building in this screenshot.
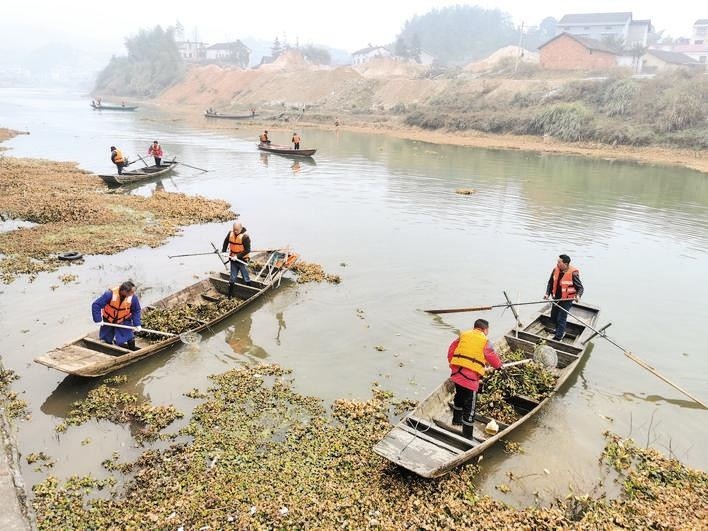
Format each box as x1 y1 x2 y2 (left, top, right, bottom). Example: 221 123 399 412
539 33 620 70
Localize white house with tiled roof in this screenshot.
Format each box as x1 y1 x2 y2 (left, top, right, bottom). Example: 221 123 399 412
352 45 392 65
556 12 652 48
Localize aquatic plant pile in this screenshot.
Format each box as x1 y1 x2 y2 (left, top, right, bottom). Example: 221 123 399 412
55 383 182 442
0 366 28 420
140 298 243 337
31 363 707 529
0 157 235 282
477 349 558 424
289 260 341 283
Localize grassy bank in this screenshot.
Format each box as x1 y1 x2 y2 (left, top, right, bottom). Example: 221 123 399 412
31 363 707 529
0 155 234 283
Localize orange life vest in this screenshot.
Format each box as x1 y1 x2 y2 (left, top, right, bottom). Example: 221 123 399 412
259 133 268 142
292 134 301 143
552 265 579 299
228 230 249 259
112 149 124 164
101 287 133 324
450 328 488 377
149 144 163 157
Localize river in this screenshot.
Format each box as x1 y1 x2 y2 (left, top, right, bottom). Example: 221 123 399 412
1 88 706 506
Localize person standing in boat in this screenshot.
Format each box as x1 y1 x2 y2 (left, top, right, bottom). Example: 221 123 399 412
291 132 301 150
110 146 125 175
447 318 503 440
148 140 163 166
91 281 142 351
543 254 583 341
259 130 270 145
221 221 252 298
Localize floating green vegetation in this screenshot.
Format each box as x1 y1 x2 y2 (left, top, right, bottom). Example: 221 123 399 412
0 366 28 419
31 363 707 530
55 384 182 442
477 349 558 424
141 298 243 338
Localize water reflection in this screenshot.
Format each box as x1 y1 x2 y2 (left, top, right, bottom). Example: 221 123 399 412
291 161 301 174
224 314 268 360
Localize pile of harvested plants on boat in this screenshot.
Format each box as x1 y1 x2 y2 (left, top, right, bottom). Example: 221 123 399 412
140 299 243 338
477 349 558 424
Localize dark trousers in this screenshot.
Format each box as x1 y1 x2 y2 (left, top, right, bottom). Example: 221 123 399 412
116 162 125 175
293 143 300 150
154 157 161 166
453 384 477 427
551 299 573 340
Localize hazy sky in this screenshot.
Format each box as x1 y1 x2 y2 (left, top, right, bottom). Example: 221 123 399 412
1 0 704 55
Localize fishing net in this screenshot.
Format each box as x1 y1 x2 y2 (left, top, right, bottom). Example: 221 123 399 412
533 345 558 369
179 331 202 345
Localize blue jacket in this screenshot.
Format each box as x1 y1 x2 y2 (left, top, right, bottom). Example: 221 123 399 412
91 290 142 345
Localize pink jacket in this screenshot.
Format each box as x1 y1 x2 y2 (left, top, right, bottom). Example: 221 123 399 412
447 336 502 391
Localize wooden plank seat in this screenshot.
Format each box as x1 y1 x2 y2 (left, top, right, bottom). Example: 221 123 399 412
81 337 131 356
408 415 478 447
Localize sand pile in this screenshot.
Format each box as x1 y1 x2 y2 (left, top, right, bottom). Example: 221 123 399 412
355 57 426 79
465 46 539 73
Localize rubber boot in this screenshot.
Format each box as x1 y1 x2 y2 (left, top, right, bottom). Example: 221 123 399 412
228 282 235 299
452 406 463 426
126 339 140 351
462 421 474 440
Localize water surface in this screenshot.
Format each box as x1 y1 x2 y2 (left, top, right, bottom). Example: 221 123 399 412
1 88 706 505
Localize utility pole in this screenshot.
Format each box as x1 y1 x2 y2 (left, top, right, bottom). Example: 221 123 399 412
514 21 525 74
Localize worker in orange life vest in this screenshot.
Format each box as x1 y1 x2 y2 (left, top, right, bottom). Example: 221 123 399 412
259 131 270 145
291 132 301 150
110 146 125 175
544 254 584 341
91 280 142 350
447 318 502 439
148 140 163 166
221 221 252 298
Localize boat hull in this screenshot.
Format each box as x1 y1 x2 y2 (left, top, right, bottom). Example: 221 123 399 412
99 160 178 185
34 250 298 377
257 143 316 157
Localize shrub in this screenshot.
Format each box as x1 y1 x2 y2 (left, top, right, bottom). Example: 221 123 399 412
404 111 447 129
594 123 654 146
390 102 407 114
530 103 595 142
602 79 640 117
654 83 705 133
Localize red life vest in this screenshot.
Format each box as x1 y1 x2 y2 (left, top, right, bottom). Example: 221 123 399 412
552 265 579 299
149 144 163 157
228 230 249 259
101 287 133 324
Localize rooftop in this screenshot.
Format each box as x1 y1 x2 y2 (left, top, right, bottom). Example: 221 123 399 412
558 12 632 25
539 33 621 54
647 49 700 64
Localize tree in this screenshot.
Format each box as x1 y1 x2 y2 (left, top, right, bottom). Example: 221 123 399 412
525 17 557 50
394 36 409 58
175 20 185 41
225 41 250 68
95 25 184 97
271 37 282 58
301 45 331 65
395 5 518 65
411 34 422 63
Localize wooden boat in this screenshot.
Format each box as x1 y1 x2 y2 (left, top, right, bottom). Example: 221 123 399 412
99 159 179 186
34 250 299 377
204 110 256 119
257 143 316 158
373 301 601 478
91 102 138 111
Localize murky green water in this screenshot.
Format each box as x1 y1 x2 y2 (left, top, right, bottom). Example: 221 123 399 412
1 88 706 505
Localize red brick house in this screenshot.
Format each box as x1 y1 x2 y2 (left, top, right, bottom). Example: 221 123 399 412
539 33 621 70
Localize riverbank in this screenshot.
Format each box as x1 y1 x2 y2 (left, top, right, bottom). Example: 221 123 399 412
31 363 707 529
155 103 708 174
0 148 235 283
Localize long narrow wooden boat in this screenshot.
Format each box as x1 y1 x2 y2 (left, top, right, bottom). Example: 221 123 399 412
204 111 256 119
34 250 299 377
257 143 317 158
99 160 179 186
91 103 138 111
373 301 601 478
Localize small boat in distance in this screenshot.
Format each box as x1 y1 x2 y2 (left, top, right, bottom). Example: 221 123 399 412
98 159 179 186
91 102 138 111
34 250 299 377
204 110 256 119
373 301 601 478
257 143 317 158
